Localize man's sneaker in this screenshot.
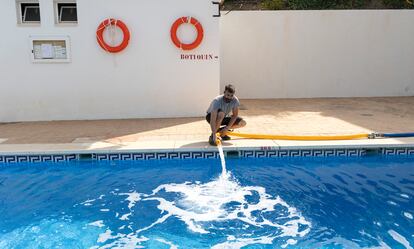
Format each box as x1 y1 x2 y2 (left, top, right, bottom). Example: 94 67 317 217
209 135 216 146
218 127 233 141
218 127 234 133
220 135 231 141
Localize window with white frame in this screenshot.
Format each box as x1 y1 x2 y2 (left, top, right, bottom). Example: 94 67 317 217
16 1 40 24
54 1 77 24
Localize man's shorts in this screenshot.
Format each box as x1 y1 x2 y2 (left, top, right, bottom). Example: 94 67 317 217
206 109 243 126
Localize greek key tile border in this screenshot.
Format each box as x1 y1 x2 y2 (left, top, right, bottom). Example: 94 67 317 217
240 148 366 158
381 148 414 156
0 154 77 164
0 148 413 164
93 151 219 161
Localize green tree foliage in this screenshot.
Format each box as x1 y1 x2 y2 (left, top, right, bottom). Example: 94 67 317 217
262 0 286 10
260 0 413 9
287 0 365 9
382 0 413 8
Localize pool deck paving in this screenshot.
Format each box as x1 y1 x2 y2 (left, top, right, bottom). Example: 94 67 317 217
1 97 414 155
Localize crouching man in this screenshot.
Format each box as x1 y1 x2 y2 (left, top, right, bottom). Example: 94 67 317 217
206 84 247 145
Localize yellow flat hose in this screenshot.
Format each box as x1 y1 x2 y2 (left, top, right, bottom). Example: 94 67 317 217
216 138 222 145
225 132 369 141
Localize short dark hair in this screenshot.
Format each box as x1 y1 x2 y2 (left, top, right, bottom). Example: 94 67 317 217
224 84 235 94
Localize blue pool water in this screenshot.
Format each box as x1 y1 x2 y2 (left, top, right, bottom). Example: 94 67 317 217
0 155 413 248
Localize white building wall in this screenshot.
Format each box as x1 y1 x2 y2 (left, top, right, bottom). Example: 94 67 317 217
220 10 414 99
0 0 220 122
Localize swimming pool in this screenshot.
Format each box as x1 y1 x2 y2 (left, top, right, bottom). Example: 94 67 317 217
0 154 413 248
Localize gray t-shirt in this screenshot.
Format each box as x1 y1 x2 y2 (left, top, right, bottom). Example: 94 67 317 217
206 95 240 117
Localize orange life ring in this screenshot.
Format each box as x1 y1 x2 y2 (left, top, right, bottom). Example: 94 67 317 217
96 18 130 53
170 17 204 51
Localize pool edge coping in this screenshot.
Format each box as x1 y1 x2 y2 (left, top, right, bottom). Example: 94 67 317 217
1 143 414 155
0 138 414 161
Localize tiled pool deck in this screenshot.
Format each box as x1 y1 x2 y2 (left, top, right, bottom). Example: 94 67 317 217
1 97 414 160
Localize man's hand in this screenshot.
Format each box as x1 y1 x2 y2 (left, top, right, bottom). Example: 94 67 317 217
210 133 222 146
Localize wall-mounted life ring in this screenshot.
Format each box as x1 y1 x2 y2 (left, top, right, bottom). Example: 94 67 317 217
96 18 130 53
170 17 204 51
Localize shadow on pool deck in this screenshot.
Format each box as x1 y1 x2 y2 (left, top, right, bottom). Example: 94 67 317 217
0 97 414 148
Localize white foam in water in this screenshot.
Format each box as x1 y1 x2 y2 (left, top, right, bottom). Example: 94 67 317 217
89 144 311 248
403 212 413 220
119 192 141 210
97 229 115 243
156 238 179 249
211 236 274 249
282 238 298 248
119 213 132 221
80 198 96 206
388 230 413 249
91 231 148 249
118 192 142 221
374 221 382 227
89 220 105 228
387 200 398 206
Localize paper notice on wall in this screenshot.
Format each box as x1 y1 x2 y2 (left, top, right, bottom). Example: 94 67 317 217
41 44 54 59
54 46 67 59
33 45 42 59
61 47 67 57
